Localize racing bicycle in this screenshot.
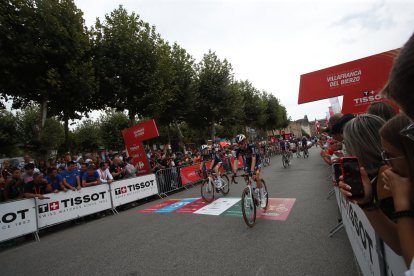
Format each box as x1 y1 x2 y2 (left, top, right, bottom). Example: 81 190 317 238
303 146 309 158
282 151 290 168
231 173 268 227
198 168 230 203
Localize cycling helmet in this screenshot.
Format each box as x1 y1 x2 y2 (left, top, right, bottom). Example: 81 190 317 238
235 134 246 144
200 145 209 151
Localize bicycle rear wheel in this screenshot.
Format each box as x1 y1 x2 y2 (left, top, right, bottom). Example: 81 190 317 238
201 179 215 203
220 174 230 195
241 186 256 227
282 156 288 168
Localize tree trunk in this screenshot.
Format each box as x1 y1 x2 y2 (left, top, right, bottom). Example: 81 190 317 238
64 117 70 153
167 124 171 145
211 121 216 143
128 111 135 127
173 119 185 152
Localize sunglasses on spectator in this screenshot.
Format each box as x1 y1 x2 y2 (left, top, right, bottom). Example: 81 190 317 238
400 124 414 141
381 150 405 165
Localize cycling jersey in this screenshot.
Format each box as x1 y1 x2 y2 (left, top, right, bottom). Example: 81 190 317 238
235 144 261 171
201 152 222 168
301 139 307 147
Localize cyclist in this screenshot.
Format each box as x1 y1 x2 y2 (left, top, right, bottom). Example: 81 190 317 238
279 138 289 154
301 136 308 152
200 144 223 188
232 134 266 208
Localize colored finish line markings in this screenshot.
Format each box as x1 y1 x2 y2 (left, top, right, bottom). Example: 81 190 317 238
139 198 296 221
222 198 296 221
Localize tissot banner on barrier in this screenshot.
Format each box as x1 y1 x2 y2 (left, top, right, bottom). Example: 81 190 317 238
298 49 399 104
339 194 383 276
0 199 37 242
111 174 158 207
36 185 112 228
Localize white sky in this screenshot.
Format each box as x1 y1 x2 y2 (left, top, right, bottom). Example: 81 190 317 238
6 0 413 123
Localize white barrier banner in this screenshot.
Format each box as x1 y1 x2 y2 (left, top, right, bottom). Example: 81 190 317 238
0 199 37 242
111 174 159 207
340 194 383 276
383 243 406 276
36 185 112 228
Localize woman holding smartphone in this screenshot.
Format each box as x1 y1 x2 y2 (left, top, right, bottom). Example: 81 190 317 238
379 114 414 267
338 114 403 254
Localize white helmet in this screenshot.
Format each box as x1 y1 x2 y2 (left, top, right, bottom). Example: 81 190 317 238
235 134 246 144
200 145 209 151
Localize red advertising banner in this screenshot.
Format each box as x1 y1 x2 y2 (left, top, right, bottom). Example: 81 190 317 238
122 119 160 176
341 89 400 115
180 164 202 186
122 119 159 142
122 138 151 176
298 49 399 104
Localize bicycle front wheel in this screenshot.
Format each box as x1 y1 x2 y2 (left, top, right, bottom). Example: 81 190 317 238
201 179 215 203
220 174 230 195
261 180 269 209
241 186 256 227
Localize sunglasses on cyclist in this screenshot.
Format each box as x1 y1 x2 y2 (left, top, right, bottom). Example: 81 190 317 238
400 124 414 142
381 150 405 165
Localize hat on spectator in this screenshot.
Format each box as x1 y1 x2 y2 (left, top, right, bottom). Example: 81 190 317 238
85 159 92 164
33 171 43 178
331 114 355 135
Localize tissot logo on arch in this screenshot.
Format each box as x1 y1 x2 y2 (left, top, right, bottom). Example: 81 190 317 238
38 192 107 213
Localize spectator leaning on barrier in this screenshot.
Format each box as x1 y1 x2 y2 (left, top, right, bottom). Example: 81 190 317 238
124 157 137 178
338 114 405 253
24 172 51 199
381 31 414 270
82 165 101 187
3 167 24 201
61 161 81 191
19 154 34 171
97 162 113 184
110 157 126 180
45 167 64 193
79 162 88 180
22 163 37 184
1 159 12 201
380 114 414 254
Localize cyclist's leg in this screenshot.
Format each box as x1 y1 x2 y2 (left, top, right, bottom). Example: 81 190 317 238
254 166 262 189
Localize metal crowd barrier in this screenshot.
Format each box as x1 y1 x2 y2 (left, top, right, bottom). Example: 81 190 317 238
155 165 185 197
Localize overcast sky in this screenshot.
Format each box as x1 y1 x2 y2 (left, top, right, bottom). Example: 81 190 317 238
74 0 413 121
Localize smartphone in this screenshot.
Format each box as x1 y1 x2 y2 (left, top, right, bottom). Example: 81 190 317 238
340 157 364 198
332 163 342 185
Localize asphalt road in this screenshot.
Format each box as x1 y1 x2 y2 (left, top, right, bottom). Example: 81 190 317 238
0 147 358 276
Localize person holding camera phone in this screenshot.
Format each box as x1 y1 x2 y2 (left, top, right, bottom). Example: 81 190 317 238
338 114 404 255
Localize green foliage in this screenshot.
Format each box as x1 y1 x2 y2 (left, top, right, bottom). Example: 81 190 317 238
16 105 64 157
92 5 161 123
72 119 101 153
0 110 19 156
0 2 291 149
100 110 130 151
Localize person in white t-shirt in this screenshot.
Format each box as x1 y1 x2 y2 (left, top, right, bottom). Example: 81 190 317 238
97 162 113 184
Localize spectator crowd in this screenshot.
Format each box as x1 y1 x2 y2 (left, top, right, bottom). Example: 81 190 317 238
319 32 414 271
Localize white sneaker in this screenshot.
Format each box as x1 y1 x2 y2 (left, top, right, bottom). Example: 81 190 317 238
216 178 222 189
260 189 267 208
260 196 267 208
